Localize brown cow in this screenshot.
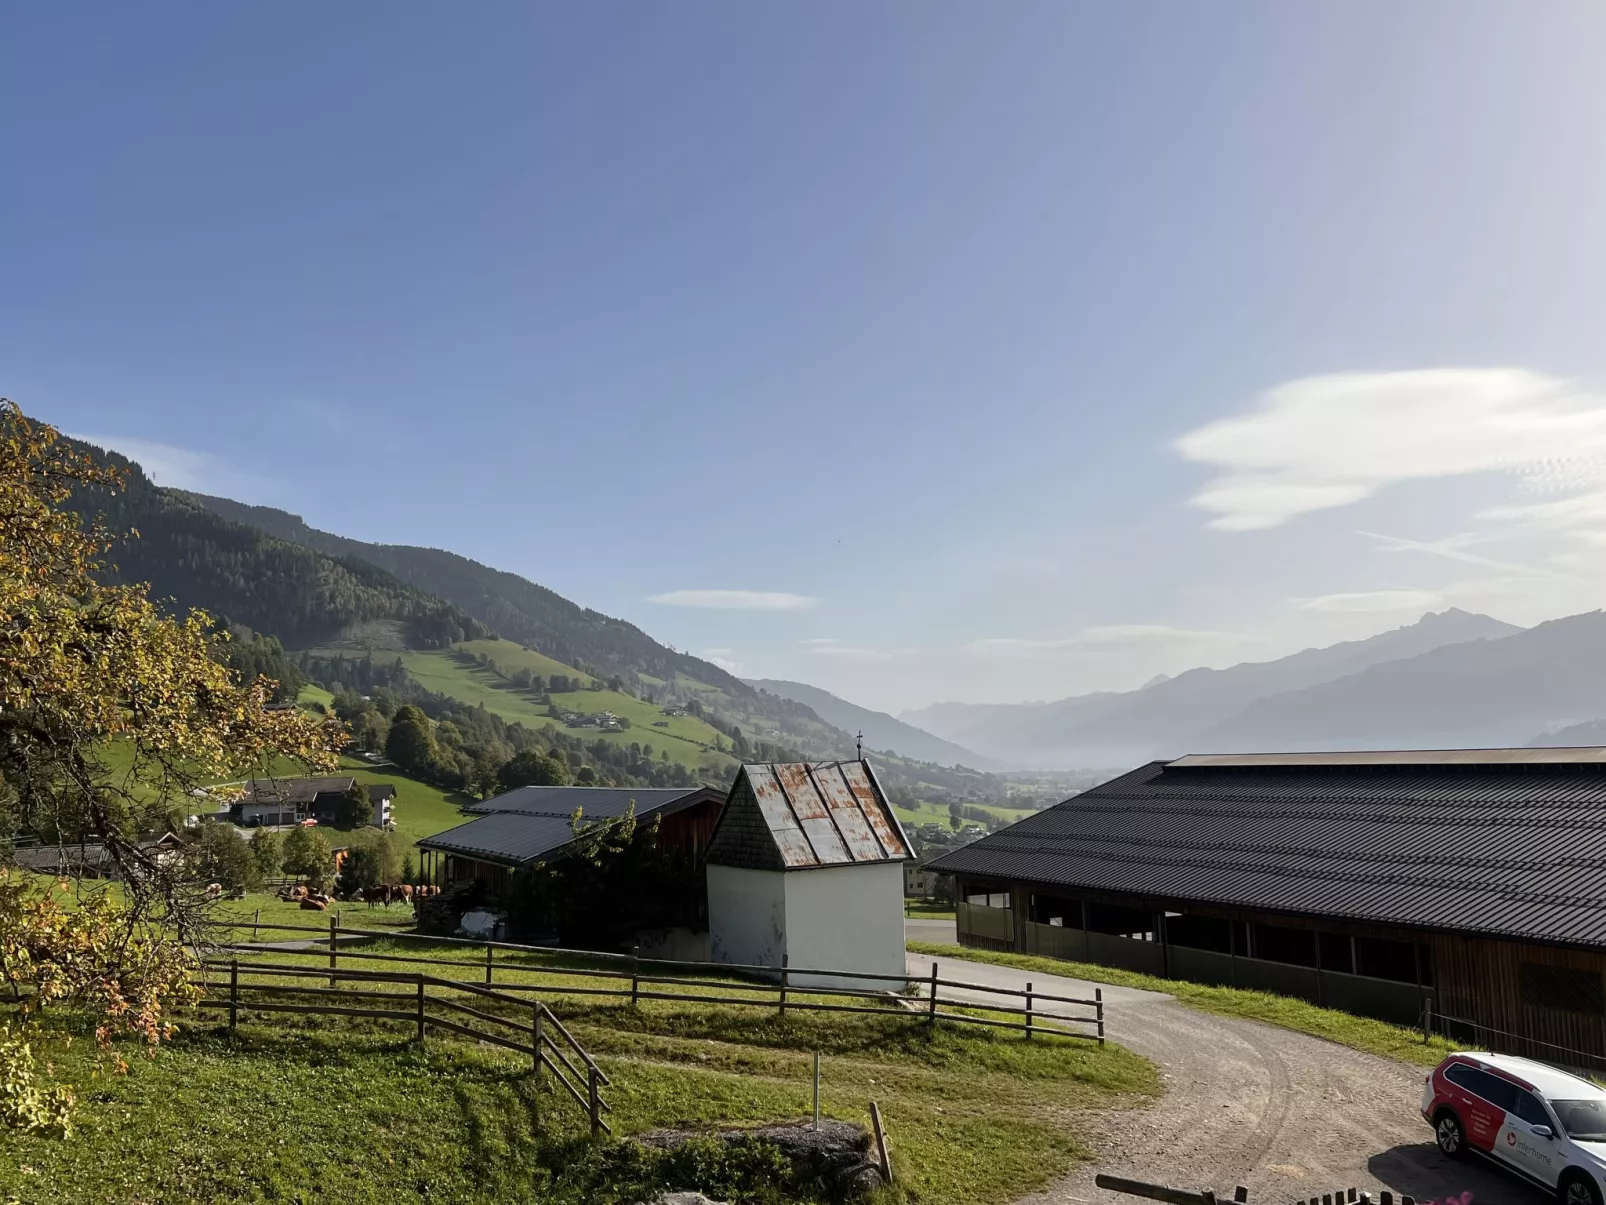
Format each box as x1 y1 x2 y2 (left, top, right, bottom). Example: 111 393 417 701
299 898 328 911
362 885 389 908
204 882 223 901
392 884 413 905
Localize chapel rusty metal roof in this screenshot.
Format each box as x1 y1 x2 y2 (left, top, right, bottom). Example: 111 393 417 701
726 761 911 869
929 752 1606 950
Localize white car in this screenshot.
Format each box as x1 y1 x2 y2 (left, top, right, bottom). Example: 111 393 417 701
1422 1050 1606 1204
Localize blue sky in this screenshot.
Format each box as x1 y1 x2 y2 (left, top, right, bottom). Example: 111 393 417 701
8 3 1606 712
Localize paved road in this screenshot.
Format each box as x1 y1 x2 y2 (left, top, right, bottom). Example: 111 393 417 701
903 917 957 945
906 951 1546 1205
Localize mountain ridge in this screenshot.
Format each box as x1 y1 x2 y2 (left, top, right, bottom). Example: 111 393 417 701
743 678 996 769
903 608 1524 766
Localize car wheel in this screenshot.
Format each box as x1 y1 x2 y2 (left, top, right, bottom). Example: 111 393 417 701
1560 1172 1603 1205
1435 1110 1466 1159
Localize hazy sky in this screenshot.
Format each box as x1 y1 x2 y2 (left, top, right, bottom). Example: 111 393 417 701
8 3 1606 714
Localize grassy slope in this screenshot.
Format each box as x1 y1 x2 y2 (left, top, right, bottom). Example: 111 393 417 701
393 645 736 775
0 942 1158 1205
909 941 1458 1068
340 758 475 852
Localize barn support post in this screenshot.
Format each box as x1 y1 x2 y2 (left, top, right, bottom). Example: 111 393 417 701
778 955 789 1019
328 915 338 989
229 958 238 1032
1080 898 1091 961
1229 919 1238 988
415 976 426 1043
1158 911 1170 979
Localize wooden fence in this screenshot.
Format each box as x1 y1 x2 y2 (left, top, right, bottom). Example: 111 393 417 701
209 918 1107 1042
200 957 613 1134
1096 1175 1437 1205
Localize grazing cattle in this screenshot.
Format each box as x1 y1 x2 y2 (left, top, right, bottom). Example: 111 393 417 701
204 882 223 901
298 898 328 911
392 884 413 905
362 885 390 908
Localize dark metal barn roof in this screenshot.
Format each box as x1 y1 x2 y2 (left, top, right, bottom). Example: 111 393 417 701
420 785 720 868
928 751 1606 949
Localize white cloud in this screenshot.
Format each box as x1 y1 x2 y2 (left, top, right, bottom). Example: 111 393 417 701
72 433 236 495
964 625 1253 655
705 654 744 675
1175 368 1606 531
647 590 817 610
1295 589 1443 613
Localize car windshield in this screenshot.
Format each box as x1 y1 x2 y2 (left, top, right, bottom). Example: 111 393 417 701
1550 1099 1606 1141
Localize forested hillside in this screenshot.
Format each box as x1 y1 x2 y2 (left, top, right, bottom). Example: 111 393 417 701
186 493 745 689
68 443 489 649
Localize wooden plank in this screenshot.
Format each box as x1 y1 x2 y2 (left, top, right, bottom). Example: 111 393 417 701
1093 1173 1216 1204
870 1101 892 1183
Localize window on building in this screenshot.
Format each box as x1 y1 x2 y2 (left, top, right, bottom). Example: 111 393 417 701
965 890 1010 909
1520 963 1604 1014
1252 923 1318 968
1029 895 1080 927
1165 913 1232 953
1087 901 1154 940
1354 936 1421 983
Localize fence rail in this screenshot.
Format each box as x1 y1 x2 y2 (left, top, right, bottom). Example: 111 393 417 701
200 958 612 1134
209 918 1106 1043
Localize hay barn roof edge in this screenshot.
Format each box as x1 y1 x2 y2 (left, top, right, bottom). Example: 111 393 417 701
929 748 1606 950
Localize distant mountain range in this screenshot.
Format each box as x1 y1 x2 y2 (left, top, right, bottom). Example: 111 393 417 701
898 608 1598 767
744 679 995 769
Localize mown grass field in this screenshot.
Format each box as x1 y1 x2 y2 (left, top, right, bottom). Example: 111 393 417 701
338 757 475 852
909 941 1459 1068
0 936 1158 1205
392 647 735 775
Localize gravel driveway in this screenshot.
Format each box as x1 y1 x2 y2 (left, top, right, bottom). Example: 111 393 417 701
906 951 1548 1205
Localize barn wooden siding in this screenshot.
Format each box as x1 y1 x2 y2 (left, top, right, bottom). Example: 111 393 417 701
1433 934 1606 1063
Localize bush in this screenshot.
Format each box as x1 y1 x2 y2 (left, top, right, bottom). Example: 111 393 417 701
249 828 282 879
281 825 334 889
334 828 401 895
0 1025 74 1136
532 1134 800 1205
190 823 261 893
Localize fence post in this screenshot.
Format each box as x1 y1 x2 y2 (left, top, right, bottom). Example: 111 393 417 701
1421 998 1431 1044
927 961 938 1025
329 915 338 988
1026 981 1033 1040
229 958 239 1032
252 907 260 942
631 944 640 1008
415 975 426 1043
532 1005 543 1079
778 954 789 1019
812 1050 820 1131
485 942 493 986
1096 987 1104 1045
587 1064 601 1136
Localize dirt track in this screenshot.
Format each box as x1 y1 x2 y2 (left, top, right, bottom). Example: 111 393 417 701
905 951 1547 1205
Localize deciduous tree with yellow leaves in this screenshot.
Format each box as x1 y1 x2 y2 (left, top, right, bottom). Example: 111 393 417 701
0 399 343 1096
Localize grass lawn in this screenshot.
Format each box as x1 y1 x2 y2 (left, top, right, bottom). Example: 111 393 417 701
902 902 955 919
0 940 1158 1205
909 941 1458 1068
453 638 600 686
338 757 475 852
295 683 335 710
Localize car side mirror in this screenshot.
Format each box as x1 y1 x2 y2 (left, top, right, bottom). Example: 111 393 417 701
1532 1125 1554 1139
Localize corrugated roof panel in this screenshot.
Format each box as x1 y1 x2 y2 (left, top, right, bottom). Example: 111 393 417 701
747 764 820 868
841 761 908 857
773 762 851 864
467 786 701 818
807 763 885 861
714 761 907 869
929 758 1606 949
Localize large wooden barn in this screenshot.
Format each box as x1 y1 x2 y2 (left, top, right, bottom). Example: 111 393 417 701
930 748 1606 1064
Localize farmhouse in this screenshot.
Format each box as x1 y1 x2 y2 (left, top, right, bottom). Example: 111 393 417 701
415 784 724 895
931 748 1606 1062
705 760 911 988
230 777 394 828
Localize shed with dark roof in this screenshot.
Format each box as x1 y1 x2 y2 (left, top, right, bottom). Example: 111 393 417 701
705 761 911 988
415 784 723 895
931 748 1606 1062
